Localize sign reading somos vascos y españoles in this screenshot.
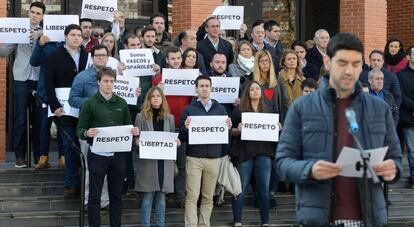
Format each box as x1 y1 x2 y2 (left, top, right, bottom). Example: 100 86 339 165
119 49 156 77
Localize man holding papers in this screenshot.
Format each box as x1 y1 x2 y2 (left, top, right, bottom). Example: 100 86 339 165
45 24 88 198
179 75 232 227
76 67 139 227
276 33 402 227
0 1 45 168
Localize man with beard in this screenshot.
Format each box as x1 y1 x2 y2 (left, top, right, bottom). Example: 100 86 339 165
277 33 401 227
80 18 99 52
150 13 170 50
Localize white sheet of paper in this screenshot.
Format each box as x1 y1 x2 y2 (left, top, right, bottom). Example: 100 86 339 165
81 0 117 22
113 76 140 105
91 125 133 153
48 88 79 118
0 18 30 44
43 15 79 42
139 131 179 160
210 77 240 103
119 49 155 77
212 6 244 30
241 113 279 142
336 146 388 178
162 68 199 96
189 115 229 145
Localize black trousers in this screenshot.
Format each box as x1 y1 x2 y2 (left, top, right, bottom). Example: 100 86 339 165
87 151 128 227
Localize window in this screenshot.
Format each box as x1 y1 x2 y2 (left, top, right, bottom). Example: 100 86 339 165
21 0 62 15
119 0 152 19
262 0 296 46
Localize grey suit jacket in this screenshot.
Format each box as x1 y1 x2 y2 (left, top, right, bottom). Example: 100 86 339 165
0 43 40 81
134 113 176 193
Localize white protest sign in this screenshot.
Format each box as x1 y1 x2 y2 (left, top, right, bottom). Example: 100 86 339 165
189 115 228 145
139 131 179 160
86 54 120 71
48 88 79 118
212 6 244 30
81 0 117 22
162 69 199 96
114 76 140 105
241 113 279 142
211 77 240 103
120 49 155 77
91 125 133 153
0 18 30 44
43 15 79 42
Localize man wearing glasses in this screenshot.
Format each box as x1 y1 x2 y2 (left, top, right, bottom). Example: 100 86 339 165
197 17 233 73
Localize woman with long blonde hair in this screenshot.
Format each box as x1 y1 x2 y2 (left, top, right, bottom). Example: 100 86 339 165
253 50 288 122
134 86 180 227
279 50 306 105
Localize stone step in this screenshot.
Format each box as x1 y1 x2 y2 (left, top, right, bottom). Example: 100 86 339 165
0 193 296 213
0 208 296 227
0 168 64 184
389 177 411 189
389 202 414 217
0 182 64 197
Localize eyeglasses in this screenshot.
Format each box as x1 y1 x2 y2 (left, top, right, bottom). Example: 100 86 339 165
93 54 109 58
93 33 104 38
259 59 270 64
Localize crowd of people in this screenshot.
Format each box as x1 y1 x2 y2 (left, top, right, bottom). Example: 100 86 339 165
3 1 413 227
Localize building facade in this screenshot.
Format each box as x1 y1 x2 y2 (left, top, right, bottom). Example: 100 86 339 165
0 0 413 161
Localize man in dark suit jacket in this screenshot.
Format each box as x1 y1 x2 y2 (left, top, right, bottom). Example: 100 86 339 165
250 22 280 73
197 17 233 72
306 29 330 73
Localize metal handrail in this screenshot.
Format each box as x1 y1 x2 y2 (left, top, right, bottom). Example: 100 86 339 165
51 117 86 227
33 92 86 227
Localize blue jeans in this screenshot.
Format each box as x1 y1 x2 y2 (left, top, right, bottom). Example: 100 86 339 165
141 191 166 227
232 155 271 224
13 80 40 161
38 107 63 157
60 125 80 188
404 128 414 182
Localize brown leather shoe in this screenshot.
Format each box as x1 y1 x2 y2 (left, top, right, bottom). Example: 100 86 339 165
58 156 65 169
35 155 50 169
64 187 80 198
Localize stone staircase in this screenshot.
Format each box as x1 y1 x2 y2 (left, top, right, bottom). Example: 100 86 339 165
0 157 413 226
